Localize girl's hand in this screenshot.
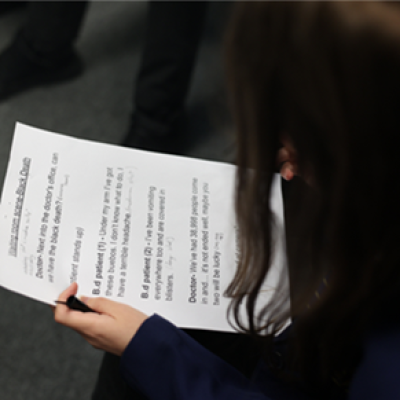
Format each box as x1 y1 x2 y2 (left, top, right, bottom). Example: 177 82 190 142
54 282 148 356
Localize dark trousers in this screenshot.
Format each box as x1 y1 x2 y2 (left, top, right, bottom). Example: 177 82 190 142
20 1 208 138
20 1 88 62
133 1 208 138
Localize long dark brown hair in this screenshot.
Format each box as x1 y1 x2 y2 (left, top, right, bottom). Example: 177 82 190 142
225 1 400 391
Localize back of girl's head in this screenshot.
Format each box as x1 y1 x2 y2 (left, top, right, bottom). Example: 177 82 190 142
225 2 400 389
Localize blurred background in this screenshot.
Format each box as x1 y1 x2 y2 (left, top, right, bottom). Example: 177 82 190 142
0 2 233 399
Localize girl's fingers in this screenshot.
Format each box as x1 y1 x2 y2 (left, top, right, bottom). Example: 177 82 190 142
57 282 78 303
54 282 91 328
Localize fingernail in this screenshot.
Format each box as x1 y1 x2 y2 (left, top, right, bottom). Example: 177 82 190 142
79 296 89 303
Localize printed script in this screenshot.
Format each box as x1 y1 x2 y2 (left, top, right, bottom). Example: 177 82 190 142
0 123 286 332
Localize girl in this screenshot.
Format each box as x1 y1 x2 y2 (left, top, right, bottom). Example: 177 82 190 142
55 3 400 399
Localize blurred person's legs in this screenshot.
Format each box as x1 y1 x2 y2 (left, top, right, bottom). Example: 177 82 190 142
0 1 209 156
0 1 88 101
0 1 26 15
122 1 209 154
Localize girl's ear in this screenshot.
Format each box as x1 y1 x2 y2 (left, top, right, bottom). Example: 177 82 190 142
277 136 298 181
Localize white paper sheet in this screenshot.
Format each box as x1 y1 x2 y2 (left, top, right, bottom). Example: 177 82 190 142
0 123 286 332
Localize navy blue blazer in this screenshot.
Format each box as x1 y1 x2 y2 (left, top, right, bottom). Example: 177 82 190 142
120 314 400 399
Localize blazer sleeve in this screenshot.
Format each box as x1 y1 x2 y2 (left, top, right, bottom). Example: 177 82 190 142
120 314 271 400
349 325 400 399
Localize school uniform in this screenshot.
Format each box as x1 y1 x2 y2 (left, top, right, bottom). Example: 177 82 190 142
120 314 400 400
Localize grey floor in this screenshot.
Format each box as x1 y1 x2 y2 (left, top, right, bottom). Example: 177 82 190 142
0 2 233 399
